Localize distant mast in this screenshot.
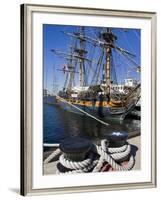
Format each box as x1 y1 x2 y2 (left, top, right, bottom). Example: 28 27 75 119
67 46 74 91
74 27 87 87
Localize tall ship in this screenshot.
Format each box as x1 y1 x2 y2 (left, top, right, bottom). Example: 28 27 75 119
51 27 141 121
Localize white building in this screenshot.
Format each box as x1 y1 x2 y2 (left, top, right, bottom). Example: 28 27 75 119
124 79 138 87
110 79 138 94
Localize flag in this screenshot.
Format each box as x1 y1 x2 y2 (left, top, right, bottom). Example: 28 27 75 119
62 64 67 73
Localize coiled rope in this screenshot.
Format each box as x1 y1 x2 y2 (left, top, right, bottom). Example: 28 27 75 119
93 140 135 172
44 139 135 174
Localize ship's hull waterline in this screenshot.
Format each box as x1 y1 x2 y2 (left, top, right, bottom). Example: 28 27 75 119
56 97 137 121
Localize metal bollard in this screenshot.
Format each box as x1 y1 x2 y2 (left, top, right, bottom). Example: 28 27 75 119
105 131 128 147
57 137 92 173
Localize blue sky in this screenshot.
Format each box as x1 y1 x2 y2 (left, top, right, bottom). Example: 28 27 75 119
43 24 140 93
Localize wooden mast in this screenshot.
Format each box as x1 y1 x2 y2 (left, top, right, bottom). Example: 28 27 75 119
101 28 117 95
105 46 111 94
74 27 87 87
79 27 86 87
67 46 74 91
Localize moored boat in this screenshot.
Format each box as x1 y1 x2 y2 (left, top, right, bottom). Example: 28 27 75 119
51 27 140 121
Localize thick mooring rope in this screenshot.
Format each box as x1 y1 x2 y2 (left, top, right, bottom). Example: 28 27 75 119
94 140 135 172
44 139 135 174
56 160 99 174
59 153 94 170
44 148 62 164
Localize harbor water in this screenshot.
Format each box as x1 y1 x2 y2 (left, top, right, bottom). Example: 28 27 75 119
43 103 140 144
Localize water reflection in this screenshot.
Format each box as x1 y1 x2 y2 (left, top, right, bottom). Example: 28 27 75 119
43 104 140 143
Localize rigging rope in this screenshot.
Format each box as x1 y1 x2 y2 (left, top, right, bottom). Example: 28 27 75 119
115 46 139 68
95 55 104 84
56 95 109 126
87 45 96 82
